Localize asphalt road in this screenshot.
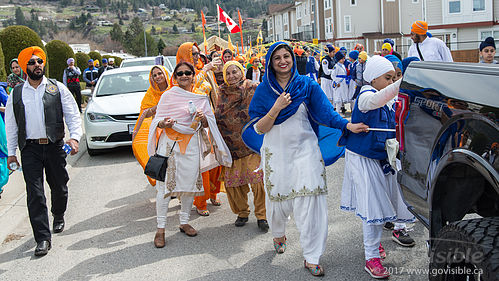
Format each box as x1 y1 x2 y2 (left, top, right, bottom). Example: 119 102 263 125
0 146 429 280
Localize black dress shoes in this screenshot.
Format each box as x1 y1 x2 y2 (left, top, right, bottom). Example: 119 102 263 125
257 219 269 232
234 216 248 227
34 240 51 256
53 217 65 233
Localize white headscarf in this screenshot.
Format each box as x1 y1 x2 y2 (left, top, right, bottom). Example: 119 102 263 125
363 55 395 83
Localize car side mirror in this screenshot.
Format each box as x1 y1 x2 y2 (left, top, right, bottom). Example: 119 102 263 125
81 89 92 97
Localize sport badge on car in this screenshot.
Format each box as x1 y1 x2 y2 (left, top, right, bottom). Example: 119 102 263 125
46 84 58 95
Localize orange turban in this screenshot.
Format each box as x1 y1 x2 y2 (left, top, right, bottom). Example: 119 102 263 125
18 46 46 74
411 20 428 35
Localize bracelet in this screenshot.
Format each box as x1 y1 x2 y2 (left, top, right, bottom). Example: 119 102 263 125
267 113 276 120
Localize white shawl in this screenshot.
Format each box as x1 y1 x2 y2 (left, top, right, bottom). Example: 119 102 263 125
148 86 232 172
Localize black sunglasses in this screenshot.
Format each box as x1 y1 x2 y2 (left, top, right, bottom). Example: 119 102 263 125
176 71 193 77
192 52 200 57
27 58 44 65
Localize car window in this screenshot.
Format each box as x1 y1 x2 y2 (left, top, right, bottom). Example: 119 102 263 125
121 59 156 68
95 71 149 97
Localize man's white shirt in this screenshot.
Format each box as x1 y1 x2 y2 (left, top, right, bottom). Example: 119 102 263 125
5 76 83 156
408 37 454 62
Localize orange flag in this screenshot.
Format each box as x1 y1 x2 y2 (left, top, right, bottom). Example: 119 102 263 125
238 10 244 56
201 10 207 54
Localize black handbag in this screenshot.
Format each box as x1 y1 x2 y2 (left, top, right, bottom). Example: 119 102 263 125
144 142 176 182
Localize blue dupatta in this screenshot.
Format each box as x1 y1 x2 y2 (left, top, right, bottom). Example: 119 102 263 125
242 42 349 166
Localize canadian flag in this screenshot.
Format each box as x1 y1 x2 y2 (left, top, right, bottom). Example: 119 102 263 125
217 4 241 33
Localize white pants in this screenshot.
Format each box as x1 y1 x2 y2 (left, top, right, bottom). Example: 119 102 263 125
363 222 383 260
156 187 194 228
266 195 328 264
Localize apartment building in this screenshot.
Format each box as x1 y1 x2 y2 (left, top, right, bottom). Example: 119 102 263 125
333 0 423 56
425 0 499 52
267 0 498 56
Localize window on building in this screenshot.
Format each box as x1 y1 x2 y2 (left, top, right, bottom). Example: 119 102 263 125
473 0 485 11
449 0 461 13
324 0 331 9
412 0 419 3
283 13 288 25
297 6 301 19
311 1 315 13
351 0 357 6
344 15 351 33
480 30 499 40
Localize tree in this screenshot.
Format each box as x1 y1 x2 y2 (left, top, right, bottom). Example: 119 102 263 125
15 7 25 26
110 23 124 43
0 25 47 76
45 40 75 81
172 24 178 34
129 17 143 38
262 19 268 39
157 38 166 55
151 25 156 35
74 52 90 80
0 41 6 81
191 23 196 33
87 51 102 63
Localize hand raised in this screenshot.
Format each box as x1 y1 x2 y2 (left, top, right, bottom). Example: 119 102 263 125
274 92 292 111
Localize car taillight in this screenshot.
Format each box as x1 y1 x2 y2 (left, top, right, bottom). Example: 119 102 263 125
396 93 410 151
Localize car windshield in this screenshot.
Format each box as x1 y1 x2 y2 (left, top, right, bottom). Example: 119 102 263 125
121 59 156 68
95 71 149 97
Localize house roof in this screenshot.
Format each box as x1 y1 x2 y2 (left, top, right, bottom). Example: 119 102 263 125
268 3 294 15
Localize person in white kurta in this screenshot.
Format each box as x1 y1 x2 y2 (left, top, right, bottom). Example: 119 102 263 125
148 62 232 245
332 51 349 115
339 56 415 279
408 20 453 62
246 42 368 277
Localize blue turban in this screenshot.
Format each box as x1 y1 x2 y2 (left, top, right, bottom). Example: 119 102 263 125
480 37 496 51
102 58 108 63
339 47 347 54
334 50 345 61
401 57 420 75
383 38 395 47
88 59 94 63
326 44 335 53
384 55 402 72
348 50 359 60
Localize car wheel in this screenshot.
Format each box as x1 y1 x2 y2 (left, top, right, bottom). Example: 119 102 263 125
429 217 499 281
86 141 100 156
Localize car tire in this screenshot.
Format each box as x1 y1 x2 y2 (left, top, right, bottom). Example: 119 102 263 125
429 217 499 281
86 141 100 156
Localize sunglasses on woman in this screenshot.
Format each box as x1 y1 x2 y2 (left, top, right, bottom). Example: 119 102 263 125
27 58 44 65
176 71 193 77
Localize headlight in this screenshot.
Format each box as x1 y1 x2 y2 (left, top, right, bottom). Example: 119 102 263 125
87 112 113 122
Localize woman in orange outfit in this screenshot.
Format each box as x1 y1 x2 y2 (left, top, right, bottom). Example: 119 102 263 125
132 65 170 186
176 42 224 216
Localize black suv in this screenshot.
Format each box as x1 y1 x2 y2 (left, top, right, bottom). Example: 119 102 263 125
397 62 499 280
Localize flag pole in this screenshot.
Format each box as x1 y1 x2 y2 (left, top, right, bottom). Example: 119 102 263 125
217 4 221 38
201 10 208 54
238 10 244 57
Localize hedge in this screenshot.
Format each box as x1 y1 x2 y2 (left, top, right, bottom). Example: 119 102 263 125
74 52 90 82
0 41 5 81
87 51 102 65
0 25 48 77
46 40 75 82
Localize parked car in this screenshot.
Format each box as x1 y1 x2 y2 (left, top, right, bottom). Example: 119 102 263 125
396 61 499 280
120 56 176 73
83 66 152 156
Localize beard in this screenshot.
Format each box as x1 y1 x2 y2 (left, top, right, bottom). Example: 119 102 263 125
27 67 45 80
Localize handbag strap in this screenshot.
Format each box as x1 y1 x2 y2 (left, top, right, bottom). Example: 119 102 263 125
155 141 176 156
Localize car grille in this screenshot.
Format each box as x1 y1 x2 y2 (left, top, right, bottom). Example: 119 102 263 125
110 113 140 121
106 131 132 142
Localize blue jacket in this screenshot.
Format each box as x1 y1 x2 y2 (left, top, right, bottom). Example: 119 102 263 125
306 56 318 79
339 88 396 160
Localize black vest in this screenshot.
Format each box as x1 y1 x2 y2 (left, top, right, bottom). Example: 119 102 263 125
12 79 65 151
320 56 334 80
64 67 81 87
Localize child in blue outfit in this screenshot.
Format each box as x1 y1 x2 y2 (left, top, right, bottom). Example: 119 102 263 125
339 55 416 279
